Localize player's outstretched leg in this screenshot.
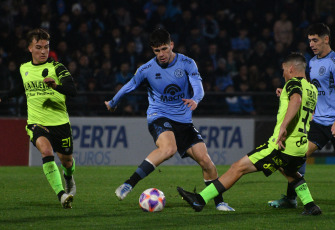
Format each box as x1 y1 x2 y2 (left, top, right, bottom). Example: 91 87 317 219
204 179 235 211
115 159 155 200
177 187 205 212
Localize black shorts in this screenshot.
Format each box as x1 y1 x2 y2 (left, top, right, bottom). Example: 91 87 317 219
247 142 306 177
308 120 335 150
26 123 73 155
148 118 204 158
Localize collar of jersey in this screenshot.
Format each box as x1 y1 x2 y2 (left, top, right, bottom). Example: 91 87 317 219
31 57 53 66
156 53 178 69
317 50 333 59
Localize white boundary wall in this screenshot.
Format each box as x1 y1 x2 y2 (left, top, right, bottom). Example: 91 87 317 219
29 117 254 166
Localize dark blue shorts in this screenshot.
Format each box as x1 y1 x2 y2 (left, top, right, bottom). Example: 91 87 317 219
308 120 335 150
148 118 204 158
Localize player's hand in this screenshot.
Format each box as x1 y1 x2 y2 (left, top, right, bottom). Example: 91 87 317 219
182 98 197 111
276 88 282 97
276 126 287 150
104 101 117 112
43 77 57 89
332 122 335 137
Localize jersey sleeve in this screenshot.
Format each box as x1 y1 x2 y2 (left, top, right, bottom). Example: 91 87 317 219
108 68 145 108
54 62 77 96
185 59 204 104
285 78 302 99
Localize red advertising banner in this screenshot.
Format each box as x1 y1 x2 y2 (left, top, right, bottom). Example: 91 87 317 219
0 118 29 166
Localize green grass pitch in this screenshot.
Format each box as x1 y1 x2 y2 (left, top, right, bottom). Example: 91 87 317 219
0 165 334 230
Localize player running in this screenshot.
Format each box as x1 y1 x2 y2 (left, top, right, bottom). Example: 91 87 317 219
105 28 234 211
0 28 77 208
177 53 322 215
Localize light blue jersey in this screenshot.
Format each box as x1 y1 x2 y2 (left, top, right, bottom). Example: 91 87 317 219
309 51 335 126
109 53 204 124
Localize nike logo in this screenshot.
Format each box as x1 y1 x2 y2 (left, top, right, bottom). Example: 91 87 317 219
192 202 202 206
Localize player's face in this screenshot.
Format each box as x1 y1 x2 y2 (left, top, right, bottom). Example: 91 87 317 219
29 38 49 64
308 34 329 58
152 42 174 65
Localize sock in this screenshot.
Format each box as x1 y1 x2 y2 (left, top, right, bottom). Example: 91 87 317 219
293 178 314 206
200 179 227 204
286 182 297 200
125 159 155 187
61 157 75 179
286 164 306 200
205 179 224 205
42 156 65 196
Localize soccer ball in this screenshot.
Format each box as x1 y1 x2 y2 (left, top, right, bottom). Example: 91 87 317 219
139 188 166 212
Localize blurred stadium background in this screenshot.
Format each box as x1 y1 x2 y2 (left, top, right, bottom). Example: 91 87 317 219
0 0 335 165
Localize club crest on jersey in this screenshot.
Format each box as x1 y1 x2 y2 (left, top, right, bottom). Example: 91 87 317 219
164 122 172 128
174 69 184 78
319 66 326 76
25 71 28 76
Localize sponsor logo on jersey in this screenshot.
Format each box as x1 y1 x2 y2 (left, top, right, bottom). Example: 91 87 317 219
174 69 184 78
139 64 152 73
25 71 28 76
155 73 162 79
164 122 172 128
319 66 326 76
296 136 307 147
160 84 185 102
311 79 325 95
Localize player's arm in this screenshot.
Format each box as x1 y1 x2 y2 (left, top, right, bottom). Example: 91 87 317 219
183 59 204 111
276 81 302 149
105 70 144 112
44 63 77 97
0 77 25 102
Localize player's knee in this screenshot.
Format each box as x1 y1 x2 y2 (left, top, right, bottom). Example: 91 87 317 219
61 159 73 168
160 146 177 159
40 149 53 157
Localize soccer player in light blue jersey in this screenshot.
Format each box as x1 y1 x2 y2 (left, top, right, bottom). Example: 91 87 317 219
269 23 335 208
105 28 234 211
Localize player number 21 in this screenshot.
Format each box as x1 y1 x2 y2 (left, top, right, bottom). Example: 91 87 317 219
62 137 72 148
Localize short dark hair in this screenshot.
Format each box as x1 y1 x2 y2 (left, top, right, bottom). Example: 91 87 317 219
283 52 307 70
27 28 50 45
149 28 171 47
307 23 330 37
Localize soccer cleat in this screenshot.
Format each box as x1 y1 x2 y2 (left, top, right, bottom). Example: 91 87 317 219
301 205 322 216
60 193 73 209
115 183 133 200
268 195 297 208
177 186 205 212
64 175 76 196
216 202 235 211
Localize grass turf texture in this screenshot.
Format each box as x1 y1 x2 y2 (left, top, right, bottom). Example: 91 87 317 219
0 165 334 230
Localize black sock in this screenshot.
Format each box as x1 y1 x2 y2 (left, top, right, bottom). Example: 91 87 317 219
196 194 206 205
57 190 65 201
287 182 298 200
64 174 72 180
205 179 224 205
126 159 155 187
